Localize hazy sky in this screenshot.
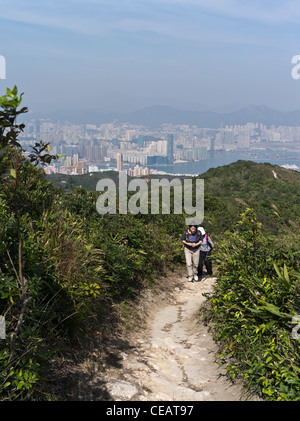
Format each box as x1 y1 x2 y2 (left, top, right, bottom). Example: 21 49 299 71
1 0 300 114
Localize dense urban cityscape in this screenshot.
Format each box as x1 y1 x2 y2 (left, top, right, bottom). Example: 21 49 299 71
20 118 300 176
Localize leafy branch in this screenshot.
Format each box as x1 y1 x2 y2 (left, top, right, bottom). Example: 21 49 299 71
0 86 59 362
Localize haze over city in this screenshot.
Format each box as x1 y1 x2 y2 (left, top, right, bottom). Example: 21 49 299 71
2 0 300 115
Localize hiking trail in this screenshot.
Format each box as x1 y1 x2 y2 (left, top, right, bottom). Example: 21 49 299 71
51 270 254 401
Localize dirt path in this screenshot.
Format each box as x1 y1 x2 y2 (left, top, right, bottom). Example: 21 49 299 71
94 274 250 401
51 270 253 401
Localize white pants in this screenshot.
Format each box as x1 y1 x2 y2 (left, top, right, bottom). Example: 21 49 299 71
184 247 200 278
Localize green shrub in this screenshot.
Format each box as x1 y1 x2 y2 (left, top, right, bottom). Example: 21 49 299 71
202 209 300 400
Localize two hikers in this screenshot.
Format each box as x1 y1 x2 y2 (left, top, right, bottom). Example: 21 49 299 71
181 225 214 282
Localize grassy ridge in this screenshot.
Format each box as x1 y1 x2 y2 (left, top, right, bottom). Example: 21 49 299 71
201 160 299 235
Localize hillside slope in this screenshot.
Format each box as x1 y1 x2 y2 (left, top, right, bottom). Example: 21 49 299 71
47 160 300 235
200 160 300 234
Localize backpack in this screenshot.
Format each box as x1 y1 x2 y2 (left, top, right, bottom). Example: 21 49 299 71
185 229 201 242
205 234 213 250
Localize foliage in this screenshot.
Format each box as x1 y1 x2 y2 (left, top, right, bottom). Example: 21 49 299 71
62 193 184 300
1 86 299 400
0 87 60 400
202 208 300 400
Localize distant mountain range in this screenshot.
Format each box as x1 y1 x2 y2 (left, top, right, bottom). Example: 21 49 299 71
26 104 300 129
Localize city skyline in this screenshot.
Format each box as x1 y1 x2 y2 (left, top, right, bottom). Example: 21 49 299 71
2 1 300 115
20 116 300 176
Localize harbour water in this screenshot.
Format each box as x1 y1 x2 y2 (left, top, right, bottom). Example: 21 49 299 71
149 149 300 176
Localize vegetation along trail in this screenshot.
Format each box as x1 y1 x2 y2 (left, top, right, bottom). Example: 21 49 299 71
1 87 299 401
83 273 252 401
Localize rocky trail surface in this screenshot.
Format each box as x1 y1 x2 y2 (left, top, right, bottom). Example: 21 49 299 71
52 271 253 401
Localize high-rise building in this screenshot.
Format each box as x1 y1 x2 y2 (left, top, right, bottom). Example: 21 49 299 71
72 154 79 166
237 131 250 149
138 135 145 148
167 134 174 164
117 153 122 172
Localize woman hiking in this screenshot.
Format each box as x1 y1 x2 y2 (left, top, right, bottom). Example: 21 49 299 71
181 224 202 282
197 226 214 280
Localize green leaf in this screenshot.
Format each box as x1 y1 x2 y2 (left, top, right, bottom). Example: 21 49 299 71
246 306 263 314
283 264 290 283
259 302 289 318
273 263 282 279
17 381 25 390
273 263 290 288
292 364 300 373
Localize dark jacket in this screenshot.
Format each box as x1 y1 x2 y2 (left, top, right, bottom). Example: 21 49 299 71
181 230 202 250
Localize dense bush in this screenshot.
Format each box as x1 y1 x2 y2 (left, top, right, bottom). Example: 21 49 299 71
0 187 184 399
202 209 300 400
